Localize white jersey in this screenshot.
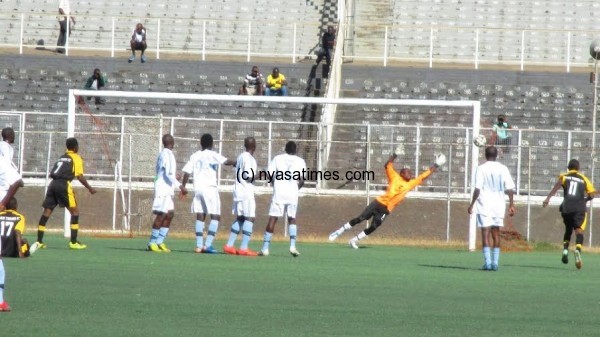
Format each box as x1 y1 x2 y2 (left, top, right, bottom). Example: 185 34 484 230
0 141 14 165
182 149 227 191
473 160 515 218
0 158 21 200
154 148 180 197
233 151 257 201
268 153 307 204
132 29 146 43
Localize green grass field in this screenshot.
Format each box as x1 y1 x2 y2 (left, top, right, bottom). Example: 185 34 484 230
3 235 599 337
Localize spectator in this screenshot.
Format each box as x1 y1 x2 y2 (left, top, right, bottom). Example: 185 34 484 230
83 68 106 105
491 115 511 152
315 26 336 68
57 0 76 54
129 23 147 63
265 67 288 96
238 66 264 96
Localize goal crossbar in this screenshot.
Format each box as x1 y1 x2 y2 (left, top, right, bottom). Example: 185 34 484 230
68 89 482 251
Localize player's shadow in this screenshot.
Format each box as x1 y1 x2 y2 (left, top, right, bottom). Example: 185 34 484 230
418 264 476 271
502 264 565 270
109 247 225 254
109 247 152 252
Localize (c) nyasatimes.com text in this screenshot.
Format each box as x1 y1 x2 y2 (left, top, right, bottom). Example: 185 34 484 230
235 168 375 184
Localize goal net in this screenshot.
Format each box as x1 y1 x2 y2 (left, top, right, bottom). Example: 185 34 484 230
68 89 484 247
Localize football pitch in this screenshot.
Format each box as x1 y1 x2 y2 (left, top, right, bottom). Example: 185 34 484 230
3 235 599 337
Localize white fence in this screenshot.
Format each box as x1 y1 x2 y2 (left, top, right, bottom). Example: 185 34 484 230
0 11 597 70
3 110 600 245
0 13 322 62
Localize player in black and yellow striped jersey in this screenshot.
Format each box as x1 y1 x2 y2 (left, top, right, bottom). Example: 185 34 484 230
543 159 598 270
36 138 97 250
0 197 32 258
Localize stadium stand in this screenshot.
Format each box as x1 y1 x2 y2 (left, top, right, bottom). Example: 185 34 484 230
0 0 336 58
349 0 600 65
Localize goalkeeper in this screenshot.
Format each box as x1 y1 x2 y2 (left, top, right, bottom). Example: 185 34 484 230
329 146 446 248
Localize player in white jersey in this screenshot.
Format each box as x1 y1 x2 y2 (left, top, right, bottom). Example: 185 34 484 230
181 134 235 254
259 141 306 257
147 134 186 253
0 128 15 168
223 137 259 256
468 146 516 271
0 158 23 211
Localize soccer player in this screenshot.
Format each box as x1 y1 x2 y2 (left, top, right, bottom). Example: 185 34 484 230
223 137 259 256
329 148 446 248
543 159 596 269
0 148 24 313
259 141 306 257
1 198 34 258
467 146 516 271
36 137 96 250
180 134 235 254
0 153 23 212
147 134 186 253
0 127 15 167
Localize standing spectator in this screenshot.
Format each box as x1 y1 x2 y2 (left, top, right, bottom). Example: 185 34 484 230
0 127 15 167
315 26 336 68
259 141 306 257
147 134 186 252
57 0 76 54
223 137 259 256
129 23 147 63
35 138 96 250
491 115 511 153
83 68 106 105
265 67 288 96
238 66 264 96
180 134 235 254
467 146 516 271
543 159 597 269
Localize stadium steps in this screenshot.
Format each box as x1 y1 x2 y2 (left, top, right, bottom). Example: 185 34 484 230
2 0 325 58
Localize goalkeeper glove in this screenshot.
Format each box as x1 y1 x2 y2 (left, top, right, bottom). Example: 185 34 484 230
433 153 446 168
394 144 405 156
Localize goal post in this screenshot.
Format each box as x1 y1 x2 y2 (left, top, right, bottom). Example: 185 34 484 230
68 89 482 249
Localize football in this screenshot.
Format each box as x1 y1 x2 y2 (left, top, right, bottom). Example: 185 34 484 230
473 134 487 147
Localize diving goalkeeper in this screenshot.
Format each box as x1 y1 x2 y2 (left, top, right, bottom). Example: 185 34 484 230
328 147 446 249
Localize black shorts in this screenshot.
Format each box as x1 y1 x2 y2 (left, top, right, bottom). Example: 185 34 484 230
42 180 76 209
358 200 390 224
133 41 146 50
1 236 18 258
561 211 587 231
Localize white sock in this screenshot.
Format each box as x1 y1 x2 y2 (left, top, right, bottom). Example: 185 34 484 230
492 247 500 266
0 260 5 302
483 246 491 266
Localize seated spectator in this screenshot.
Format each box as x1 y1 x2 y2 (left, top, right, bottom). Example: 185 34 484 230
265 67 288 96
239 66 264 95
129 23 147 63
83 68 106 105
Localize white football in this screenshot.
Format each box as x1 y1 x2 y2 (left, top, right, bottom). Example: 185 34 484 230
473 134 487 147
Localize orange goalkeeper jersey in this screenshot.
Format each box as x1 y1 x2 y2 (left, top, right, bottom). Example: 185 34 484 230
376 162 433 212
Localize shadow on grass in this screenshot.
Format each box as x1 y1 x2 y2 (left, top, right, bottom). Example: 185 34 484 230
503 264 565 270
109 247 151 252
418 264 474 270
